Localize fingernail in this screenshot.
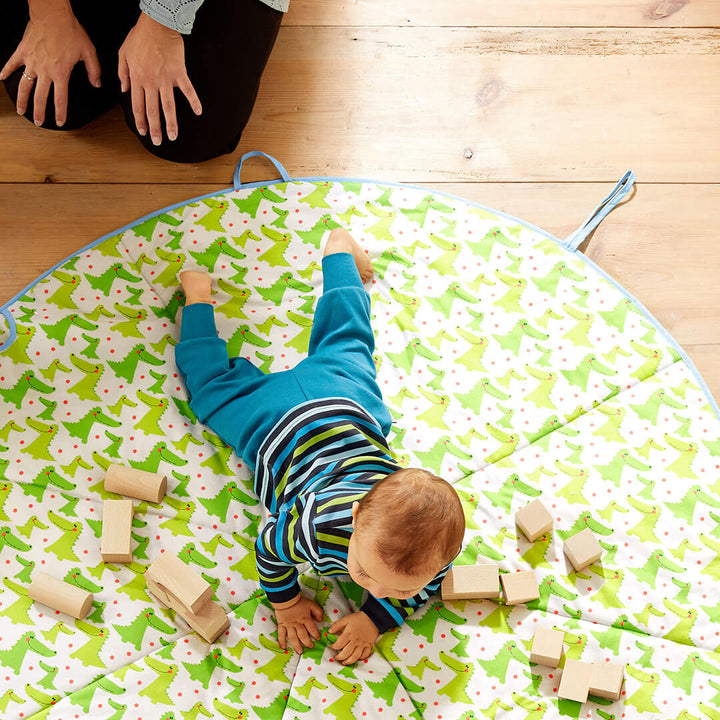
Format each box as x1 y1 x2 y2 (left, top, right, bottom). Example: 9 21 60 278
138 127 146 136
17 108 24 115
34 119 42 126
168 131 177 141
56 120 64 127
152 136 161 146
93 80 101 88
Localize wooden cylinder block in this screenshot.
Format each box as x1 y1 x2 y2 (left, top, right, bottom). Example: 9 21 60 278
29 572 94 619
104 463 167 503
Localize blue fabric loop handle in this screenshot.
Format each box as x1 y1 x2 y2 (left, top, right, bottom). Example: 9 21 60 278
563 170 636 252
0 309 17 353
233 151 290 190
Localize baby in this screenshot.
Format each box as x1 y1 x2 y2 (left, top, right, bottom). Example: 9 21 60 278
176 229 465 664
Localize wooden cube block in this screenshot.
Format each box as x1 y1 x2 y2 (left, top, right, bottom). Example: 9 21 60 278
515 499 553 542
146 552 213 615
101 498 134 562
105 464 167 504
29 572 94 620
530 627 564 667
558 658 593 703
441 564 500 600
147 577 229 643
563 528 603 571
589 662 624 700
500 570 539 605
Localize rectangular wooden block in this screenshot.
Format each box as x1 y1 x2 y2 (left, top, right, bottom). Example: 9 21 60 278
500 570 539 605
101 498 133 563
29 572 94 620
146 552 213 614
530 627 564 667
558 659 593 703
515 499 554 542
147 577 229 643
441 564 500 600
104 463 167 504
563 528 603 571
589 662 625 700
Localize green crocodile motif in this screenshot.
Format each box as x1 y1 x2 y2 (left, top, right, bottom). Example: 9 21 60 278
0 176 718 719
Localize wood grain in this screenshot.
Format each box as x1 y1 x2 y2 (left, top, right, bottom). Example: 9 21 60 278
285 0 720 27
1 29 719 183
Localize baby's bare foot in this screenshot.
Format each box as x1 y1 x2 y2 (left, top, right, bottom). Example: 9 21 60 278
324 228 374 283
180 271 212 305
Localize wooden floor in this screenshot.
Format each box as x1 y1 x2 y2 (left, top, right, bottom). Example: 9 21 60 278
0 1 718 403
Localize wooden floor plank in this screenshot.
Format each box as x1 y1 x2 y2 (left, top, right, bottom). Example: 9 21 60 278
1 181 717 402
1 28 719 184
0 184 221 303
285 0 720 27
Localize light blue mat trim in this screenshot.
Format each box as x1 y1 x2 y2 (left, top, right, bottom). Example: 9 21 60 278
1 157 717 421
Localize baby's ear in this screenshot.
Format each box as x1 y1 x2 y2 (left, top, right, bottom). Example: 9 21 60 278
351 501 359 527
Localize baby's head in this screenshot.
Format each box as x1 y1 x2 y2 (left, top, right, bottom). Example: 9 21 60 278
347 468 465 600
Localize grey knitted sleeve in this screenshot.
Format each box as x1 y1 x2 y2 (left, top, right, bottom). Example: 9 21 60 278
140 0 288 34
139 0 205 34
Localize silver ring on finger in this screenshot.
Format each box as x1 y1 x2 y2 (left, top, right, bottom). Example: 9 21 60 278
22 71 37 82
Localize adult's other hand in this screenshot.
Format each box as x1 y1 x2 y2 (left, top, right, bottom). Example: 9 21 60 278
118 12 202 146
0 0 102 127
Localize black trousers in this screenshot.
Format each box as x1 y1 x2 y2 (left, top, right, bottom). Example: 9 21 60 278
0 0 282 163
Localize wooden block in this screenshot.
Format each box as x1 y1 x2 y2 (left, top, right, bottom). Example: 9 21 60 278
589 662 625 700
178 597 230 644
29 572 94 620
146 576 173 609
105 463 167 504
101 498 134 563
147 577 229 643
558 658 593 703
515 499 553 542
441 564 500 600
563 528 603 571
530 627 565 667
146 552 213 614
500 570 539 605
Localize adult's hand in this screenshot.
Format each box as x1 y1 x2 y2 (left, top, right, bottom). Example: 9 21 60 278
118 12 202 146
0 0 102 127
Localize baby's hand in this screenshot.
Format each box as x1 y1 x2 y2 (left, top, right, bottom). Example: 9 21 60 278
329 611 379 665
273 595 323 654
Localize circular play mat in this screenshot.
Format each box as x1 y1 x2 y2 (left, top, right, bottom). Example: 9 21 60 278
1 152 719 719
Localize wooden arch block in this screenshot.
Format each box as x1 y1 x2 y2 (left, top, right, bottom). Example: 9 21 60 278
146 552 213 615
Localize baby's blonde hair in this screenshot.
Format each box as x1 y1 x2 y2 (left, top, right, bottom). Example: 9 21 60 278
354 468 465 576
